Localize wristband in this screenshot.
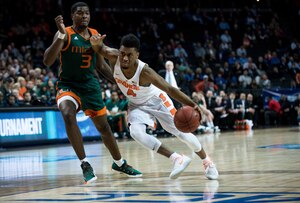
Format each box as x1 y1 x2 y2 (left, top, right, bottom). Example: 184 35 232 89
57 32 66 40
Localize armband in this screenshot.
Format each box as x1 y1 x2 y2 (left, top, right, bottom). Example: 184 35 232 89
57 32 66 40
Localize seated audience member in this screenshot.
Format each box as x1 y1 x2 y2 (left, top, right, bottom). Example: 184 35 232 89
235 92 247 120
194 75 217 93
225 92 238 129
245 93 257 124
6 94 19 107
105 91 129 138
214 96 227 129
205 90 216 114
279 94 291 125
294 94 300 126
20 91 33 107
264 96 281 126
0 91 6 107
192 92 220 133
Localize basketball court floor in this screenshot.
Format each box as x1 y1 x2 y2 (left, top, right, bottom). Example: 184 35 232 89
0 127 300 202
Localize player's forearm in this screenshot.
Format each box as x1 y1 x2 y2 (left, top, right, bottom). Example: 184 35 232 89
97 62 116 84
43 39 64 67
168 88 196 108
91 44 104 55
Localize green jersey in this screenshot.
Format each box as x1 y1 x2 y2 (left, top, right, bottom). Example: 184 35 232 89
59 26 98 82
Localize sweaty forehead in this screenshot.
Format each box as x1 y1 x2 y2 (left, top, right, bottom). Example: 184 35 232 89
74 6 90 13
119 46 137 54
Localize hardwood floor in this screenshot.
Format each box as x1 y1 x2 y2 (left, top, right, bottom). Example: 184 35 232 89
0 127 300 202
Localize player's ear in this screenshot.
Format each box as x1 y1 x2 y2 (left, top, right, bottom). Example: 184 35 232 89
136 52 139 58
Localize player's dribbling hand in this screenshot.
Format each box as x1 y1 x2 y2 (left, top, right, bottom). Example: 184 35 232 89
194 105 214 120
55 15 66 34
90 34 106 46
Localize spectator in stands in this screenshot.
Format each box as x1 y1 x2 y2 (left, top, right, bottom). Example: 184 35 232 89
106 91 129 138
279 95 291 125
294 94 300 126
6 94 19 107
193 92 219 133
0 91 6 107
205 90 216 114
0 76 4 95
193 42 206 62
17 76 27 98
257 73 271 89
2 77 14 97
158 60 182 109
11 85 23 103
264 96 281 126
243 57 257 77
235 92 247 120
225 92 238 129
213 95 227 129
245 93 257 124
238 69 252 88
195 75 216 93
21 91 33 107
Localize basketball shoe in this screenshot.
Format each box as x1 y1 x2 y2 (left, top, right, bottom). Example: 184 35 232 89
81 161 97 184
169 155 192 179
112 160 143 177
203 157 219 180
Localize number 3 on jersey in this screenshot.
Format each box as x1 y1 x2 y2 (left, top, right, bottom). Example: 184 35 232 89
80 54 92 68
127 88 136 97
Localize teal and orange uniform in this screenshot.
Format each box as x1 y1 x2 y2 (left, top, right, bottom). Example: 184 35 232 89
56 26 106 117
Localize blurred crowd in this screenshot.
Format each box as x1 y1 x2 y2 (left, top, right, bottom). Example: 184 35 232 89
1 1 300 130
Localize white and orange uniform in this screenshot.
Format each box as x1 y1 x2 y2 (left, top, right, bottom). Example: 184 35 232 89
114 58 201 152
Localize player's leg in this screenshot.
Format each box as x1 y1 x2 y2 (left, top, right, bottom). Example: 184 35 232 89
84 83 142 178
57 90 97 184
128 108 191 179
90 114 141 178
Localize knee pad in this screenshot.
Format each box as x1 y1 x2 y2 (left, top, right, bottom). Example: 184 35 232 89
129 124 161 152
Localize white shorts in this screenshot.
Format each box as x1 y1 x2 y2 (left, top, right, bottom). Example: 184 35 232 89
128 92 178 133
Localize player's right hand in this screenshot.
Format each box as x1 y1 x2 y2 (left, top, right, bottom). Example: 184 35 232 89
55 15 66 34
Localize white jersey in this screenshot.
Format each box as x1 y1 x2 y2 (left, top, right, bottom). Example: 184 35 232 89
114 58 162 105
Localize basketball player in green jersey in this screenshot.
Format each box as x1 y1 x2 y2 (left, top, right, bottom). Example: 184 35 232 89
43 2 142 184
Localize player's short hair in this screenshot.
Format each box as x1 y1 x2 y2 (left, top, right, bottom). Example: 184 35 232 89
120 34 140 51
71 2 89 14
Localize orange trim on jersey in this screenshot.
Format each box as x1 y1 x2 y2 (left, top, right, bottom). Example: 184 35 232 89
164 101 171 108
170 108 177 116
61 27 75 52
159 93 166 101
85 106 107 118
56 91 81 109
88 28 99 36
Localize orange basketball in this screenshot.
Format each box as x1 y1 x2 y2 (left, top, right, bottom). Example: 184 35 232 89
174 106 201 133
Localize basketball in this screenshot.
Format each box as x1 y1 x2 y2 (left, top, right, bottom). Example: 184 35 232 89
174 106 201 133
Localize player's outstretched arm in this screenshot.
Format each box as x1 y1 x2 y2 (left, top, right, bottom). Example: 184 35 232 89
141 65 213 119
142 65 195 106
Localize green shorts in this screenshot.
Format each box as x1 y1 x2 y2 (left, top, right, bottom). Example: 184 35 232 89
56 79 106 117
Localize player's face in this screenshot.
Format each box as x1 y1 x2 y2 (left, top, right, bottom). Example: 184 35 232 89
119 46 139 69
72 6 90 28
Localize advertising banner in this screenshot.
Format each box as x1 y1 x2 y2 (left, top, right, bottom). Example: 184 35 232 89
0 109 99 145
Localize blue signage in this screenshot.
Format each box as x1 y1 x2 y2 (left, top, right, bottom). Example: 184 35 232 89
0 109 100 145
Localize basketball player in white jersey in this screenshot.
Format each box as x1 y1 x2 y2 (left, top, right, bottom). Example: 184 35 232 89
90 33 219 180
